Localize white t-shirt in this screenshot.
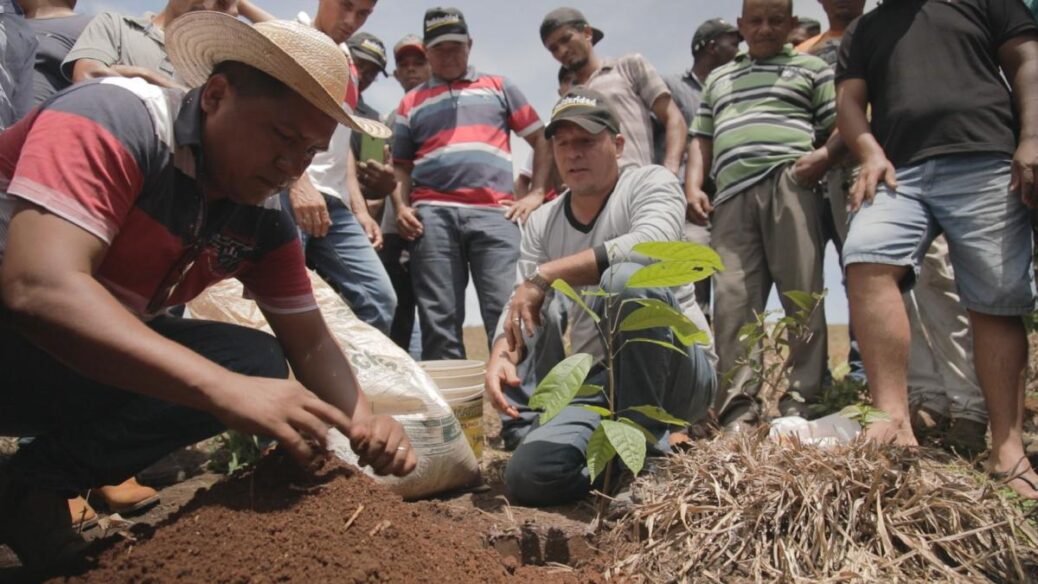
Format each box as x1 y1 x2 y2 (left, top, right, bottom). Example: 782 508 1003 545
297 11 353 205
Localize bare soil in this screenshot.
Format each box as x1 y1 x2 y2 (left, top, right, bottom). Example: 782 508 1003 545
56 451 602 584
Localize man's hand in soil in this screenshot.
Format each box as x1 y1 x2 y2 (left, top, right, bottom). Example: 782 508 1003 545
347 414 417 476
485 349 521 419
211 375 357 465
504 281 546 354
849 153 897 213
1011 136 1038 208
289 174 332 237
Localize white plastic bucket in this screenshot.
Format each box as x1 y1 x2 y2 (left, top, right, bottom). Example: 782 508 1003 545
439 383 485 459
421 360 487 459
420 359 486 376
425 370 485 389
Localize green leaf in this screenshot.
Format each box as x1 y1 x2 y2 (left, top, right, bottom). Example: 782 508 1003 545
586 425 615 482
619 417 657 443
601 420 647 476
551 279 601 323
737 322 760 344
579 405 613 417
674 328 711 347
621 338 690 357
575 384 604 397
832 361 851 381
529 353 594 424
619 303 707 346
784 290 818 313
627 405 689 427
626 261 714 288
839 404 891 426
579 289 610 297
632 241 725 271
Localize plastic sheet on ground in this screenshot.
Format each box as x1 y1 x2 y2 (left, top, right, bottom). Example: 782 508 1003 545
187 273 480 500
769 412 861 448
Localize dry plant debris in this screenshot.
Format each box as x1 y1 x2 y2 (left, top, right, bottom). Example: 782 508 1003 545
605 435 1038 583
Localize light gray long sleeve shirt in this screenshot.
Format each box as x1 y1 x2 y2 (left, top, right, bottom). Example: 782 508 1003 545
494 164 715 365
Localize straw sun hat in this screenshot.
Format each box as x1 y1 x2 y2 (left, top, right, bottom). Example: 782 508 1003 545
167 11 391 139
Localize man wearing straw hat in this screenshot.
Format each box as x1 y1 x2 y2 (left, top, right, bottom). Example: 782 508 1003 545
0 13 415 572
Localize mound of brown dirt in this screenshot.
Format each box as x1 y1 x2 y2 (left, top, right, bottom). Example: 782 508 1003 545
59 452 601 583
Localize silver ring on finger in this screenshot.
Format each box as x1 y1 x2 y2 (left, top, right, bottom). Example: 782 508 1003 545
396 446 407 452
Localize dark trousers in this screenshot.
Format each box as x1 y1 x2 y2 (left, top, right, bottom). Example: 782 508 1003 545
0 316 289 494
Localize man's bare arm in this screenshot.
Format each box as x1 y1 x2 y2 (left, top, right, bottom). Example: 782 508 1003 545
836 78 896 211
71 58 179 88
263 308 416 476
0 204 350 463
683 136 713 224
504 129 553 223
236 0 276 23
999 34 1038 207
652 94 687 175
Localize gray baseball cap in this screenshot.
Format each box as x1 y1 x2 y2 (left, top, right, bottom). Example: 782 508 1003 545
691 18 740 54
423 6 470 48
540 7 604 45
347 32 388 75
545 87 620 138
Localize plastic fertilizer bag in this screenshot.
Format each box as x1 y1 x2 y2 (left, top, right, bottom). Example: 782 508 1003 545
187 274 481 500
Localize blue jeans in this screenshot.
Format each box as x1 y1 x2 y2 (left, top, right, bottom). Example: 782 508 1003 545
0 316 289 494
379 233 418 353
282 192 397 334
502 263 717 507
844 153 1036 316
409 205 519 359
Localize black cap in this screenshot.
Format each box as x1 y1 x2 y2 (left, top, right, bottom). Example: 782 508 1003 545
423 6 470 48
540 7 604 46
796 16 822 34
545 87 620 138
347 32 388 75
691 18 740 55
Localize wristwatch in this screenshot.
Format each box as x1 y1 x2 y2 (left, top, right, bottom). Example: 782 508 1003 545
525 267 551 292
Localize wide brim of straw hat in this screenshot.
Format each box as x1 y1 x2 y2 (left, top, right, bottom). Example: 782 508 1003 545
167 12 391 139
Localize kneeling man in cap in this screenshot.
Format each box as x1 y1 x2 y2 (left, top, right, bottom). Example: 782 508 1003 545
485 88 717 507
0 12 414 572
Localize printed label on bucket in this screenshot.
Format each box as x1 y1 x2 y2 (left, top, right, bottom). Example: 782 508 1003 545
451 398 484 459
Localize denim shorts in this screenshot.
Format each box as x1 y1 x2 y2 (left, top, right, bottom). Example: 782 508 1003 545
843 153 1036 316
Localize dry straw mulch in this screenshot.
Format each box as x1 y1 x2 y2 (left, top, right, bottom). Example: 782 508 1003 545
605 435 1038 583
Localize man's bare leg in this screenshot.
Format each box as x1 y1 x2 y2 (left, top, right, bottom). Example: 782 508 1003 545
847 263 918 445
969 311 1038 499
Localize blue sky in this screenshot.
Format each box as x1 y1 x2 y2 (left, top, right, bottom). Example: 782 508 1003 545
87 0 881 322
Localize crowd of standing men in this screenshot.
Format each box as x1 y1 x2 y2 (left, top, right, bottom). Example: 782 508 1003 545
1 0 1038 572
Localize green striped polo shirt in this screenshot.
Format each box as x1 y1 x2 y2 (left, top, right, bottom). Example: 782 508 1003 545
690 45 835 206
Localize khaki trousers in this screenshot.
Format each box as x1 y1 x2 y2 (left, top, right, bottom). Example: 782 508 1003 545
712 164 828 418
905 236 986 422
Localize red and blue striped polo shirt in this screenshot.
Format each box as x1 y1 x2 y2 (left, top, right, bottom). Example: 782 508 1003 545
392 67 542 207
0 77 316 319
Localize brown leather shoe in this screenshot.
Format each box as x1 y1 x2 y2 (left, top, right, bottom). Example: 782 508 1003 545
94 477 159 515
68 496 97 531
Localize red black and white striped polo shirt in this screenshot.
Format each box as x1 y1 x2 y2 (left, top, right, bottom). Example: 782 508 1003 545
0 77 316 318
